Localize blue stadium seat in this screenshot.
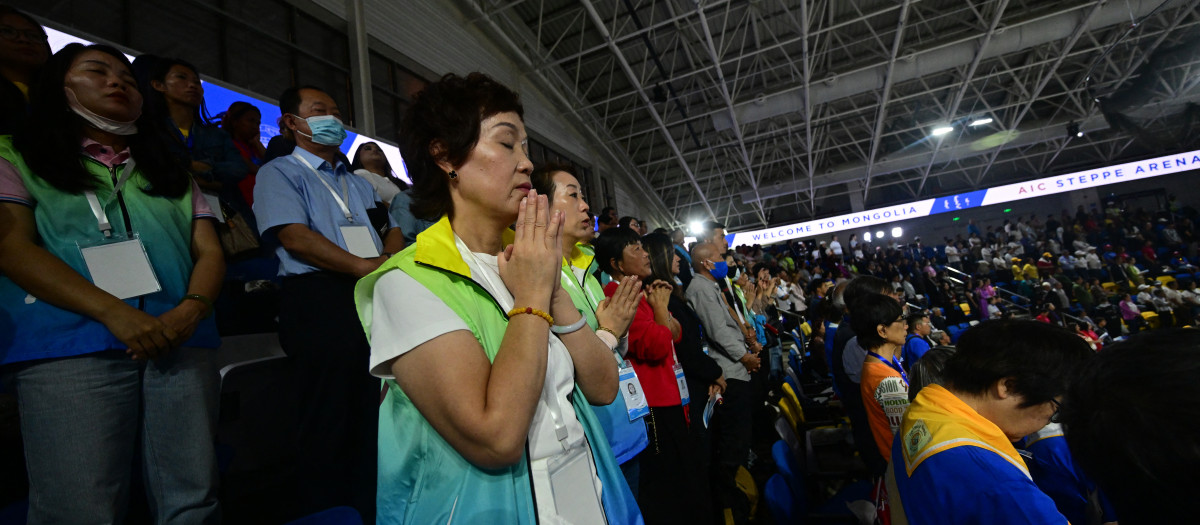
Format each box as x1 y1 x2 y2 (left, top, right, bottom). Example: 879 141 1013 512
948 326 964 344
764 474 798 525
772 440 804 503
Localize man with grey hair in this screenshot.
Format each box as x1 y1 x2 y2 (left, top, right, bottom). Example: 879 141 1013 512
685 241 759 522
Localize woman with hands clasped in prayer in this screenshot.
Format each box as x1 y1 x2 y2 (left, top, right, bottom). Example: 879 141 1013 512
355 72 641 524
596 226 702 523
531 162 652 497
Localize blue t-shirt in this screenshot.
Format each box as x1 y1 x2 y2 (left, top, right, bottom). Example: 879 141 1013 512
902 334 932 369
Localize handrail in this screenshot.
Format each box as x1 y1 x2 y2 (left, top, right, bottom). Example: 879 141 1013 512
996 286 1032 303
1061 312 1089 326
944 265 971 279
997 296 1030 312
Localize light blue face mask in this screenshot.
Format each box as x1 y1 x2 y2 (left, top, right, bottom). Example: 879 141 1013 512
293 114 347 146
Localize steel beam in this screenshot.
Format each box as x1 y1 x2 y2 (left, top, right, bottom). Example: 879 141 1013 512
578 0 717 219
860 0 914 201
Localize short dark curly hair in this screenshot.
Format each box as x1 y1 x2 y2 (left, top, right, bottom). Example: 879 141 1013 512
399 72 523 221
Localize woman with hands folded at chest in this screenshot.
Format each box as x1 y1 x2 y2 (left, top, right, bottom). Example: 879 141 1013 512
355 72 641 525
531 162 652 499
0 43 224 523
642 232 726 523
596 227 705 524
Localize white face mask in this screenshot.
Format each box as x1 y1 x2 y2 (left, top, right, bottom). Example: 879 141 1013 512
64 86 139 135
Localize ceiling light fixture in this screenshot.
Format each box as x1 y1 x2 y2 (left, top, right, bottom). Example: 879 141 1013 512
1067 122 1083 138
689 221 705 235
968 117 993 127
931 126 954 136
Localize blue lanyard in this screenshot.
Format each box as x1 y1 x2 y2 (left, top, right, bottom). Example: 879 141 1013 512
867 351 908 385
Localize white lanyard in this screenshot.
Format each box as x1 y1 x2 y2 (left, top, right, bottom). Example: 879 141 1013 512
292 152 354 223
457 236 570 446
83 159 137 237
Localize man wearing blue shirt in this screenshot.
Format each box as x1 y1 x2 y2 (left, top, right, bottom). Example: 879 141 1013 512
901 312 933 369
253 85 404 521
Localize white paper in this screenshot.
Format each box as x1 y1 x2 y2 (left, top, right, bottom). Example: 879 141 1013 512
81 239 162 300
340 225 380 258
703 392 723 429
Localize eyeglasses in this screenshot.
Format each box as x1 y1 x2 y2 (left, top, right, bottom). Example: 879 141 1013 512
1048 398 1064 424
0 26 46 42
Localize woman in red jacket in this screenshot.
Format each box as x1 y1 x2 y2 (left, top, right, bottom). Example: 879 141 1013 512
595 227 695 524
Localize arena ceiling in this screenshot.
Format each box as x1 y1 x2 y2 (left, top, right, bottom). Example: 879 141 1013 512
461 0 1200 231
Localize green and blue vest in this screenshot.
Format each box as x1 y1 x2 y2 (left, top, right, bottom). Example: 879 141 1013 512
355 216 642 524
0 136 218 364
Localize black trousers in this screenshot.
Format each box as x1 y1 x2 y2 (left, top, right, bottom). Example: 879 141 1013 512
712 379 753 524
637 404 703 524
278 272 378 522
686 393 715 523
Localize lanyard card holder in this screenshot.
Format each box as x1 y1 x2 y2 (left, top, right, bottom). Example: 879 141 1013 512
618 360 649 421
78 232 162 300
200 190 226 223
293 152 380 259
340 223 380 259
673 352 691 406
547 444 605 524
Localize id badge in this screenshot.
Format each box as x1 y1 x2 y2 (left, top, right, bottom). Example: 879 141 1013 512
339 224 380 258
200 191 225 223
78 233 162 300
548 445 604 524
701 341 711 355
674 361 691 406
618 360 649 421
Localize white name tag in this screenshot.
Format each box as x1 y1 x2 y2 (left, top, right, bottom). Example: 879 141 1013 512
80 236 162 300
674 361 691 406
340 224 380 258
618 360 649 421
548 445 604 524
200 191 225 223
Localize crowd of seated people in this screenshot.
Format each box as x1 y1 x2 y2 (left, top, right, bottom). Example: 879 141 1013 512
1 6 1198 524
